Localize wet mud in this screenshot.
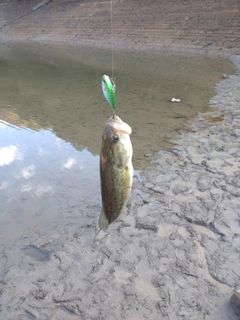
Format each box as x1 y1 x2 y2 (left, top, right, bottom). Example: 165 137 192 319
0 1 240 319
0 55 239 319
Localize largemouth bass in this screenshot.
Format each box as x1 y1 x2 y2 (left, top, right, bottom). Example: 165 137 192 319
99 115 133 230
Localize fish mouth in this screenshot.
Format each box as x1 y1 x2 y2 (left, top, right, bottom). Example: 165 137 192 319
107 115 132 135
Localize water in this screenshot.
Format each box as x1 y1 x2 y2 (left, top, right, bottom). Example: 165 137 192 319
0 42 234 246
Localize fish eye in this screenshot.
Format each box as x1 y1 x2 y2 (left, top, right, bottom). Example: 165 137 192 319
113 134 119 142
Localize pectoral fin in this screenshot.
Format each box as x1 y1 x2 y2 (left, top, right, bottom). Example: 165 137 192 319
98 208 108 231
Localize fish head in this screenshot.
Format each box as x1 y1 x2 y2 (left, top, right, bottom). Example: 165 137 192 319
101 115 132 168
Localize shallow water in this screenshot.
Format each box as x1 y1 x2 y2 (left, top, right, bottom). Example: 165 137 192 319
0 42 234 246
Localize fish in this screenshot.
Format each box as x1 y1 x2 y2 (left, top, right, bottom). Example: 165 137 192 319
102 75 116 110
99 115 133 230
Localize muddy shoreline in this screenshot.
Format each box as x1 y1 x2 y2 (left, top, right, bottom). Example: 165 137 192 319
0 53 239 319
1 52 240 319
0 1 240 319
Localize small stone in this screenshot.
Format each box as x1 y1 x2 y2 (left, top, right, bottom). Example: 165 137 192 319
197 176 211 192
135 217 158 232
171 184 189 195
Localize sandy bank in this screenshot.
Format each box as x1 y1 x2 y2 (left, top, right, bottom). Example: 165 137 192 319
0 0 240 56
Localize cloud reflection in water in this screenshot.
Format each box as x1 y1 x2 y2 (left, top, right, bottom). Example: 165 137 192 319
0 120 100 242
0 145 21 166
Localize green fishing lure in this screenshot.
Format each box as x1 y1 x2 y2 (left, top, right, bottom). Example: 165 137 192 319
102 75 116 110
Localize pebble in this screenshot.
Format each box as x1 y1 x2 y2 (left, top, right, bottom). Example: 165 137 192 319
197 175 211 192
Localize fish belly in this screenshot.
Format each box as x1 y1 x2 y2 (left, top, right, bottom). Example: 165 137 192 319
99 161 133 230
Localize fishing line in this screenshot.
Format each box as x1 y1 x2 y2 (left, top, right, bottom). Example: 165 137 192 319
110 0 114 81
101 0 116 117
110 0 115 119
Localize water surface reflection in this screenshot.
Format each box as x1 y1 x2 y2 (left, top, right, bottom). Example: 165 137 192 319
0 45 235 169
0 120 100 244
0 43 235 246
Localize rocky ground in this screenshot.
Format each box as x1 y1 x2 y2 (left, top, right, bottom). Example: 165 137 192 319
0 1 240 319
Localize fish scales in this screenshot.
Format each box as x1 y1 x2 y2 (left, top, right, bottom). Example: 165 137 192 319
101 163 131 224
99 115 133 230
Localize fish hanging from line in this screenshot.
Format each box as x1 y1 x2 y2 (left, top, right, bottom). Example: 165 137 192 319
102 75 116 111
99 115 133 230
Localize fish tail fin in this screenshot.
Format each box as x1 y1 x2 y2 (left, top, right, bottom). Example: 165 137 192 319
98 208 108 231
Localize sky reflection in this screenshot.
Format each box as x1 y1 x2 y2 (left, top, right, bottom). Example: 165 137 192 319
0 145 21 166
0 120 100 243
